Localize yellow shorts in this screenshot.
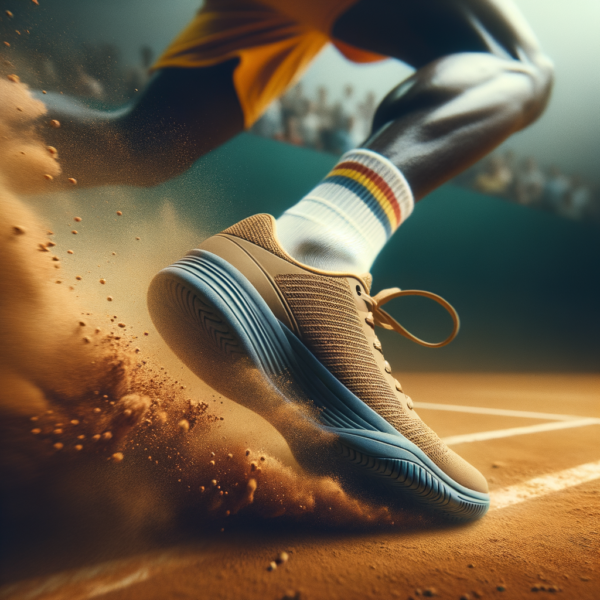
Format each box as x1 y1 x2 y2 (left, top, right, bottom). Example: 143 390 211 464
154 0 385 127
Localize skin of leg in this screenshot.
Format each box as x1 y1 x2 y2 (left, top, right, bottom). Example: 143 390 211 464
332 0 554 200
39 60 244 188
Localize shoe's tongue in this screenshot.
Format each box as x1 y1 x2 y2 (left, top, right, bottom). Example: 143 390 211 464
361 273 373 294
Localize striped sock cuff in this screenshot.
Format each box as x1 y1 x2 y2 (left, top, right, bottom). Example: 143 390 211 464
324 149 414 238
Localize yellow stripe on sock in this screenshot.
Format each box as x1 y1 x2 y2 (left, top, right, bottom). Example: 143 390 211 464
329 167 399 230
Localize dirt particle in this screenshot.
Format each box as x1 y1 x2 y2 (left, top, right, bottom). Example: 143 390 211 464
143 331 149 336
53 428 63 435
209 460 215 466
178 419 190 433
268 562 277 572
70 420 79 425
5 10 14 17
107 296 113 301
7 74 19 82
12 225 26 235
74 445 83 451
250 461 258 471
31 428 41 435
531 585 540 592
116 211 122 216
49 119 60 128
43 174 54 182
423 589 437 597
67 250 74 254
53 442 64 450
276 552 289 564
47 146 58 155
71 230 77 235
199 486 205 493
460 595 471 600
83 336 90 343
111 452 124 463
497 585 506 592
227 453 233 459
135 237 140 241
73 217 82 222
93 408 101 413
102 431 112 441
468 564 475 568
99 279 106 284
211 479 217 487
79 321 86 327
68 178 77 185
117 322 126 328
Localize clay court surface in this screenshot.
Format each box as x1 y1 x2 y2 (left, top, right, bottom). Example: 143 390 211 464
2 373 598 600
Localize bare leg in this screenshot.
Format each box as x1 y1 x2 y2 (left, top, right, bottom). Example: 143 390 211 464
332 0 554 200
40 60 244 188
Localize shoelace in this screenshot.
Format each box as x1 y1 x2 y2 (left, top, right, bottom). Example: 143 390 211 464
362 287 460 348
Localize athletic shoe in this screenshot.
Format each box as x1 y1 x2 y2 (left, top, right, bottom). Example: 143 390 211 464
148 214 489 519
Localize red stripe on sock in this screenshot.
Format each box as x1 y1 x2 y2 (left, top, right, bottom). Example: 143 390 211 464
334 161 402 225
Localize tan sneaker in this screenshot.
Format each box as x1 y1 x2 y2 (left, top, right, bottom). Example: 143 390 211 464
148 214 489 519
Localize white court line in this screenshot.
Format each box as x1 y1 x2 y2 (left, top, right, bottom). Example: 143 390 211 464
442 417 600 446
490 460 600 510
413 402 586 421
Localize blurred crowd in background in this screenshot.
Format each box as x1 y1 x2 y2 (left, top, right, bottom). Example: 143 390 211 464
455 151 600 223
5 36 599 226
252 83 376 155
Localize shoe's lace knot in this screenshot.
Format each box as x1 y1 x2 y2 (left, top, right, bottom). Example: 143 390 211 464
362 287 460 348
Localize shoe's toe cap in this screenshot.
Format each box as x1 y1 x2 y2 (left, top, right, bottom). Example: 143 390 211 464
441 448 489 494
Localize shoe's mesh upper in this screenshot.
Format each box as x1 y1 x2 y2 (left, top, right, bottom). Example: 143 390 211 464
275 273 448 463
224 214 448 464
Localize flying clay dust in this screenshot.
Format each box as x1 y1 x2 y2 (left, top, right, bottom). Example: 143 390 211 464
0 76 405 548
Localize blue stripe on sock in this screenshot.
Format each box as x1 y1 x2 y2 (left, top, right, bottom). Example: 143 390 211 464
324 175 392 237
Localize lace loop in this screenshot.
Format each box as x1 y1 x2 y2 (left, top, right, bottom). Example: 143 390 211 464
363 287 460 348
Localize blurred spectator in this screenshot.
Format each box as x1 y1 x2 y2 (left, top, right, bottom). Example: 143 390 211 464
301 101 322 149
558 175 591 220
473 156 513 195
277 114 304 146
544 166 571 212
281 83 308 123
354 91 376 144
514 157 545 206
329 102 354 154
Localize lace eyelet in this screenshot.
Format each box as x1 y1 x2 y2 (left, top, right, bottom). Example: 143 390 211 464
356 285 362 296
406 397 414 410
384 360 392 373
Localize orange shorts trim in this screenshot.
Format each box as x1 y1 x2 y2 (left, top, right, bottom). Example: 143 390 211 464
153 0 385 128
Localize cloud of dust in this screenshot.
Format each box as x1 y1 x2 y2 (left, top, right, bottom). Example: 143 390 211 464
0 77 400 547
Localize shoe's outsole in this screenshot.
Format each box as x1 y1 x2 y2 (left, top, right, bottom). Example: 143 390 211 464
147 250 489 520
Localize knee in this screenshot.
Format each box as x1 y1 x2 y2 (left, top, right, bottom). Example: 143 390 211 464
430 51 553 126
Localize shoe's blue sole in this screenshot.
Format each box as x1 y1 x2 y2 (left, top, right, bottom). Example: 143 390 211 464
147 250 489 520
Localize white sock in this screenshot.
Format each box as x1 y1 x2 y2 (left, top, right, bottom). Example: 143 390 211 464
276 149 414 273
